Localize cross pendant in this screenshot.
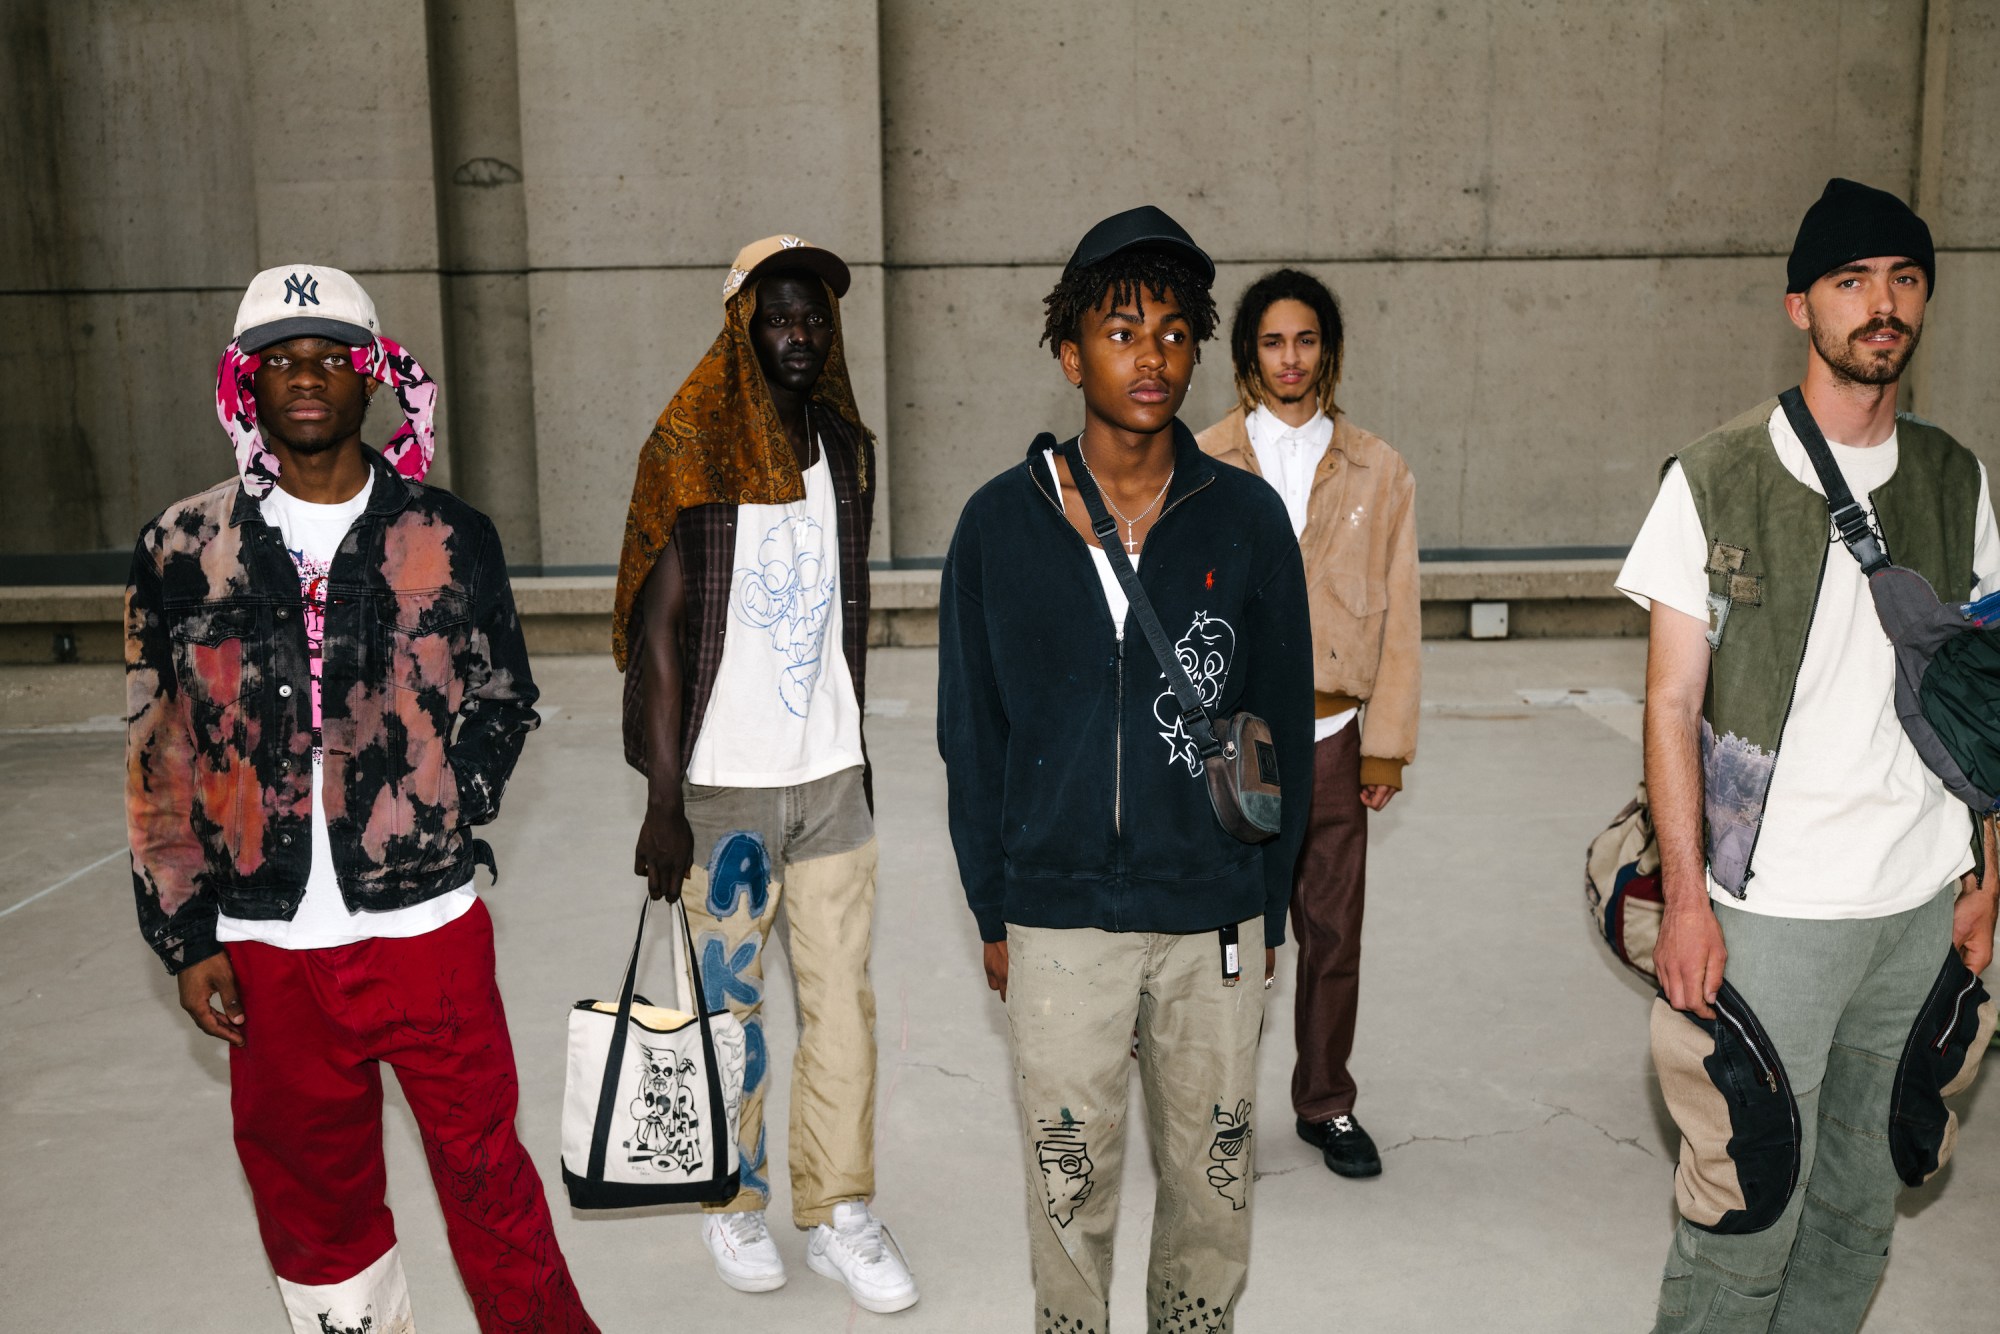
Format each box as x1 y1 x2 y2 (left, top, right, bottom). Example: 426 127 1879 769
1124 526 1139 554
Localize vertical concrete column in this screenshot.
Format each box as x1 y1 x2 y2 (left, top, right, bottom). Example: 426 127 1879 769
425 0 542 565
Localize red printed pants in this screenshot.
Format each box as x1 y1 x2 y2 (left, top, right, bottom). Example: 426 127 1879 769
226 899 596 1334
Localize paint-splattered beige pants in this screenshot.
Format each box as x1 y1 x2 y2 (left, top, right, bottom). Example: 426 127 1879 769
1005 917 1267 1334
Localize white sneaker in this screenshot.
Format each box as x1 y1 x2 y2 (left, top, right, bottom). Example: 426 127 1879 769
701 1209 786 1293
807 1201 919 1313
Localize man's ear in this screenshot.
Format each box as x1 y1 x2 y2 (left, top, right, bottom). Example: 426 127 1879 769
1783 290 1812 333
1059 337 1084 388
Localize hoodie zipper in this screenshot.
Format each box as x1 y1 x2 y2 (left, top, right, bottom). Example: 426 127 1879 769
1734 536 1831 892
1115 637 1125 836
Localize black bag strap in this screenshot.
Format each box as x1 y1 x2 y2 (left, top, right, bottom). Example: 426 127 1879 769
1046 433 1223 761
585 893 729 1185
1778 386 1892 575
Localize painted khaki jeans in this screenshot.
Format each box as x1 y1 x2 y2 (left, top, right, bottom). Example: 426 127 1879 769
1007 918 1268 1334
680 765 877 1228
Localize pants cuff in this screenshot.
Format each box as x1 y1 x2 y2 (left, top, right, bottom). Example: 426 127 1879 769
277 1244 414 1334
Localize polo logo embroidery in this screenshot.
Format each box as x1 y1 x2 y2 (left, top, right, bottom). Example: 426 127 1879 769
1204 568 1215 590
284 272 320 306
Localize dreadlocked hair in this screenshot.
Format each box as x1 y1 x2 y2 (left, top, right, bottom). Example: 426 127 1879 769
1040 249 1219 358
1229 268 1344 416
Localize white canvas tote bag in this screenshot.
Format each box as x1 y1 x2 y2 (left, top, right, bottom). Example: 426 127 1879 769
561 895 746 1208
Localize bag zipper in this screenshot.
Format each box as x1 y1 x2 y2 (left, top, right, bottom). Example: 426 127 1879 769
1936 974 1981 1053
1717 1005 1778 1093
1736 536 1831 890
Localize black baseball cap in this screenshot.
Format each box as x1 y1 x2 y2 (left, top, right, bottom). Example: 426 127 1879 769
1063 206 1215 284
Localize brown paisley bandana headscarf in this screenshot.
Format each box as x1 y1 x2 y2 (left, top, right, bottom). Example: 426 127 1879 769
611 276 869 670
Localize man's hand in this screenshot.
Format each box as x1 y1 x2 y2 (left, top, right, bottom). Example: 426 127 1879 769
1954 881 1997 975
1265 947 1276 984
178 953 246 1047
984 940 1009 1002
1359 785 1396 812
635 801 695 902
1954 823 1998 974
1655 899 1727 1019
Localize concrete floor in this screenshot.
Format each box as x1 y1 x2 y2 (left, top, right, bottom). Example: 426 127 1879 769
1 641 1993 1333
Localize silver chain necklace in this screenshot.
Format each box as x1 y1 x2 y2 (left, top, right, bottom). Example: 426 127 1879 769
1078 444 1172 554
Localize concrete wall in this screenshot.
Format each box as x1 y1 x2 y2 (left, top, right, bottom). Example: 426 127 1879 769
5 0 1998 578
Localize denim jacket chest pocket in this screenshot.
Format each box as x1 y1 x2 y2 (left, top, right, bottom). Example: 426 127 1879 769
379 587 472 705
167 600 264 715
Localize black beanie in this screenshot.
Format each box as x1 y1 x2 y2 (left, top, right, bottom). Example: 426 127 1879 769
1786 178 1935 295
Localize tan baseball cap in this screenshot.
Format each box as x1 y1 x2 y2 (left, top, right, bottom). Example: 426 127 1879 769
722 235 851 305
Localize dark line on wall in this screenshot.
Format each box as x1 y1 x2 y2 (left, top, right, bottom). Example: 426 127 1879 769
8 247 1995 297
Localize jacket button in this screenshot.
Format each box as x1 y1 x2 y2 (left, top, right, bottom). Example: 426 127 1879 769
276 607 291 621
279 833 294 847
276 758 290 775
278 684 293 698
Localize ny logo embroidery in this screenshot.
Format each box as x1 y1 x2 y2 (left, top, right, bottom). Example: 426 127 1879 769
284 272 321 306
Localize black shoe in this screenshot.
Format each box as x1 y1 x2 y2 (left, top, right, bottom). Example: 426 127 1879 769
1297 1113 1382 1178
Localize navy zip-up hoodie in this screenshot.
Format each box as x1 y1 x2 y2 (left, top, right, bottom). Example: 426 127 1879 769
938 420 1314 948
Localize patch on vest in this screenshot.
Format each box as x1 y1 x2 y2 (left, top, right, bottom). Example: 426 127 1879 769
1705 542 1748 575
1705 592 1732 650
1701 719 1774 895
1702 542 1761 646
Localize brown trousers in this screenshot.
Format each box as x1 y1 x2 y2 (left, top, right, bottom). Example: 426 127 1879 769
1290 722 1367 1121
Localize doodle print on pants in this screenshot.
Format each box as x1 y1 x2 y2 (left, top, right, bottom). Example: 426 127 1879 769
1206 1099 1252 1210
1035 1111 1095 1227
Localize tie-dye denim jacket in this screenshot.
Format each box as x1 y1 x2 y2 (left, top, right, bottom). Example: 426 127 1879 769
125 448 539 973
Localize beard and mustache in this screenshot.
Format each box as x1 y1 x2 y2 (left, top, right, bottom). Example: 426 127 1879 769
1810 313 1923 387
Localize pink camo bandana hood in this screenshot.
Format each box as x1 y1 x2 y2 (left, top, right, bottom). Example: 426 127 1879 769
214 335 437 498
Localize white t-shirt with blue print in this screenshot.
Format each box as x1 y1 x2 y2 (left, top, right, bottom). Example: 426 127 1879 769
686 446 864 788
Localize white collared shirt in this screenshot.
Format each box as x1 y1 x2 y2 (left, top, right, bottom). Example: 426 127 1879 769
1244 405 1354 740
1246 404 1332 539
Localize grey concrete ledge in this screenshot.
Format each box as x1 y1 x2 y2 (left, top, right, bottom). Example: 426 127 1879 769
0 562 1622 623
0 562 1641 662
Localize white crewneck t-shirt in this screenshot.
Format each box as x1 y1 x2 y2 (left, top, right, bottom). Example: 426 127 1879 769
216 472 477 949
685 446 865 787
1617 405 2000 919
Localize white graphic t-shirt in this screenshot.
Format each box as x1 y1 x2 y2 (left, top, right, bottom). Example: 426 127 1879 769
1617 406 2000 919
217 472 477 948
686 447 865 787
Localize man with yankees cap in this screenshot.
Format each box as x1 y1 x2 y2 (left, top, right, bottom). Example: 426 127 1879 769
1620 180 2000 1331
125 264 595 1332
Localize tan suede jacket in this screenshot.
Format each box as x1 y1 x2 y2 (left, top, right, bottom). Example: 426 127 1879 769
1197 406 1420 787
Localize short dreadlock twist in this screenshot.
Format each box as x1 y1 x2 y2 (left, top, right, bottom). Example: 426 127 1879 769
1040 249 1219 358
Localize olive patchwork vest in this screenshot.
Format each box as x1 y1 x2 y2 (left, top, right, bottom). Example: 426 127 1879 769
1674 398 1980 896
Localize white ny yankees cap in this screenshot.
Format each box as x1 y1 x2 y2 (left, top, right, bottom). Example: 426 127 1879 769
233 264 380 353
